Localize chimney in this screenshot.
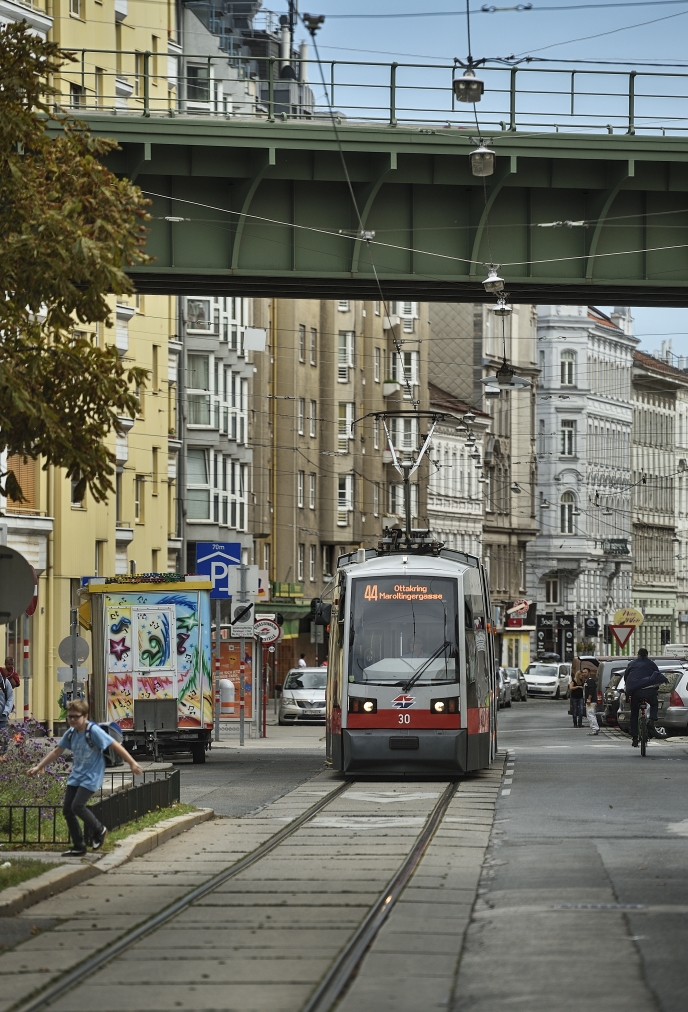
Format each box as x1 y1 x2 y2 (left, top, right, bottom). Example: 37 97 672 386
299 40 308 83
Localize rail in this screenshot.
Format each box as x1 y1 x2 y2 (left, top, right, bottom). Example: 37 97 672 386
0 769 179 846
55 50 688 135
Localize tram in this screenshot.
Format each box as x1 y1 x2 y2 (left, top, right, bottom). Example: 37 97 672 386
323 412 497 777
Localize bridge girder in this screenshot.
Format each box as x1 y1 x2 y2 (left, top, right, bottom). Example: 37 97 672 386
77 116 688 304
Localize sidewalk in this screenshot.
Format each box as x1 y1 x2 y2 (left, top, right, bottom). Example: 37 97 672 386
209 718 326 752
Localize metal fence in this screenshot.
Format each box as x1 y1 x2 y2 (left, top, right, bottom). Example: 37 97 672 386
54 50 688 135
0 769 180 847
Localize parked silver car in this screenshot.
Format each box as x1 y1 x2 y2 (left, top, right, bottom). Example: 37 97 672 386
278 667 327 725
497 668 512 709
524 662 570 699
504 666 528 701
615 662 688 735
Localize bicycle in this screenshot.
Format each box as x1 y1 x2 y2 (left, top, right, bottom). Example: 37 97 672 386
638 698 649 757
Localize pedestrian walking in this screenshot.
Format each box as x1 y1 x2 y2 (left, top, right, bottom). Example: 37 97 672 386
582 659 600 736
569 670 585 728
28 699 143 856
0 667 14 733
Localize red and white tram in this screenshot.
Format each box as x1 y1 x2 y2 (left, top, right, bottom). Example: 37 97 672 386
324 537 497 776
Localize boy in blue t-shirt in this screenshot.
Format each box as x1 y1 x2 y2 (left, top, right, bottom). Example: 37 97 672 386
29 699 143 856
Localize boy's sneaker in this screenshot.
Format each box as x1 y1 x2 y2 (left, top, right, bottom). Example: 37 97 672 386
61 847 87 857
588 730 599 736
92 826 108 851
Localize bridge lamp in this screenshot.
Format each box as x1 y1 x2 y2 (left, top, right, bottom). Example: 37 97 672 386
511 482 522 494
491 297 512 317
470 144 495 177
483 266 504 293
453 69 484 103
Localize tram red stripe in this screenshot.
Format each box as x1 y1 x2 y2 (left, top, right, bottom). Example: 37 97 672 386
347 711 461 729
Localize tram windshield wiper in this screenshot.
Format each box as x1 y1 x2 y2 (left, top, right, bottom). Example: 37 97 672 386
402 640 451 693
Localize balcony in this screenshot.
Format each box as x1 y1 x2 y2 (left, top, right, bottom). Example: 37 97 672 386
603 538 630 555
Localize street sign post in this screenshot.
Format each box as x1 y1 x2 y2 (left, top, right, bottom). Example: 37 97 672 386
195 542 241 599
610 625 635 649
254 618 282 644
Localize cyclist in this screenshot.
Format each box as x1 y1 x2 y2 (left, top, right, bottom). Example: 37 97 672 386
624 647 668 747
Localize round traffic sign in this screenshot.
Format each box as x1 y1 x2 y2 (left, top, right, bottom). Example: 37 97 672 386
612 607 643 626
254 618 282 644
58 636 90 664
268 645 276 654
0 547 36 623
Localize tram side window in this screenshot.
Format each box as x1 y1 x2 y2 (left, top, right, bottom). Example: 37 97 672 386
464 568 489 708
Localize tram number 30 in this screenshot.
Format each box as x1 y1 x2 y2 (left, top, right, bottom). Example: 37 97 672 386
398 713 411 724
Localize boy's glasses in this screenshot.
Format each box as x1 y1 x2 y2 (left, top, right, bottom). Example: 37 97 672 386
67 714 83 721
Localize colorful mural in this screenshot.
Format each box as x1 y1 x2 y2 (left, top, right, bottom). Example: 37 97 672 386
103 591 212 729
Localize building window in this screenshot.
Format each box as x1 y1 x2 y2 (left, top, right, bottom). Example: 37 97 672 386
135 476 145 522
374 301 381 316
309 473 316 509
115 470 123 523
560 420 576 456
186 448 210 520
187 354 211 425
298 325 306 363
298 544 305 581
400 301 417 333
374 347 381 383
322 544 333 577
337 474 353 524
186 63 210 102
560 491 575 534
309 400 317 437
263 542 270 572
297 471 305 508
545 578 559 605
373 482 379 516
338 402 354 450
309 544 316 582
390 349 419 390
95 540 106 577
338 331 354 382
373 417 380 450
186 298 213 331
337 300 350 312
297 398 305 435
70 0 81 15
310 328 317 366
69 82 84 108
561 351 575 386
152 345 159 392
70 471 84 507
152 447 159 495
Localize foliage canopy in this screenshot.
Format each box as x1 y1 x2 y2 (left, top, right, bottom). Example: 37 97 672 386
0 24 151 503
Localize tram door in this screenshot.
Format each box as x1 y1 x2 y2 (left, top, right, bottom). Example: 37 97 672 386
326 574 346 769
480 565 497 762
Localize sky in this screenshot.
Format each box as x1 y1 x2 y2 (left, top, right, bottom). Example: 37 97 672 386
280 0 688 356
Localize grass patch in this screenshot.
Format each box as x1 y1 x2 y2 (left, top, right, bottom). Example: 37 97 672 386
0 858 59 893
99 804 197 852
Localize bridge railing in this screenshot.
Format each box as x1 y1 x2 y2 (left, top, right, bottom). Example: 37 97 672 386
56 50 688 135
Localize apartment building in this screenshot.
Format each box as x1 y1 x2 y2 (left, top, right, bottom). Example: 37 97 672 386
1 1 176 728
529 306 636 660
631 351 688 653
251 298 429 672
429 303 539 667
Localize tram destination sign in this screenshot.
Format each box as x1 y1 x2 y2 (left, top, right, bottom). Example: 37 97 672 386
362 582 446 603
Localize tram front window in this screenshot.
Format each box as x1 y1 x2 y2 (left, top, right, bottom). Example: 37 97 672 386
349 577 459 685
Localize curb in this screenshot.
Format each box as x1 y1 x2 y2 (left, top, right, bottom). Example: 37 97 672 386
0 808 215 917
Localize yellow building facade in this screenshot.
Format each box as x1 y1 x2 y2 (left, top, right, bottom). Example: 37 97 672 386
2 0 178 728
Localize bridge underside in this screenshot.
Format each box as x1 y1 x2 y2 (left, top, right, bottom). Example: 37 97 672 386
84 117 688 305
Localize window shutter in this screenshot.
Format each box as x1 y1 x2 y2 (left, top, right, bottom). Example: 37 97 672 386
6 455 37 512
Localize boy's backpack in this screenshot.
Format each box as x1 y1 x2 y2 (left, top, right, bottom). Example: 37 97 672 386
67 721 124 767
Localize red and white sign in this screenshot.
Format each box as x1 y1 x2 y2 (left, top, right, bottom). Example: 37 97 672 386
609 624 635 649
508 599 530 616
253 618 282 644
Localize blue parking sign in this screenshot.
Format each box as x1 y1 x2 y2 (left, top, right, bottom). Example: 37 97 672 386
195 542 241 599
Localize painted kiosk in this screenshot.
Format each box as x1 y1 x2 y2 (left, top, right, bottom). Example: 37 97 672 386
83 575 213 763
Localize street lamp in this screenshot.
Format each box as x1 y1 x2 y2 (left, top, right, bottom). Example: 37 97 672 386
511 482 522 494
483 266 504 294
453 68 484 103
492 297 512 317
470 143 495 177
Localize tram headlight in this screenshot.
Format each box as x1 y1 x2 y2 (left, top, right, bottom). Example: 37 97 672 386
349 697 377 714
431 697 459 714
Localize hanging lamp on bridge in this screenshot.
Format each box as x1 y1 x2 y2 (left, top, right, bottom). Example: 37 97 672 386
470 142 495 177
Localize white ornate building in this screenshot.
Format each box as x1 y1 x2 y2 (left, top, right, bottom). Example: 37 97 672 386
528 306 637 659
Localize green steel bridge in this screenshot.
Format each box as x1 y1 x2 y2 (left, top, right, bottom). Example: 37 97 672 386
65 54 688 303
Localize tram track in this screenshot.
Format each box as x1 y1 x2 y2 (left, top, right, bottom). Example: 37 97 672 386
9 772 495 1012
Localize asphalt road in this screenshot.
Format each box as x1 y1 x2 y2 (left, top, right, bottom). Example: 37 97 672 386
453 698 688 1012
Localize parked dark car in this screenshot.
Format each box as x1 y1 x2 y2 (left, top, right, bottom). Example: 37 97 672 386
504 667 528 701
497 668 512 708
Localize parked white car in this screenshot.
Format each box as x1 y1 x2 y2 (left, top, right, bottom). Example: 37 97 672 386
278 667 327 725
524 662 570 699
